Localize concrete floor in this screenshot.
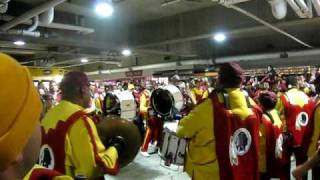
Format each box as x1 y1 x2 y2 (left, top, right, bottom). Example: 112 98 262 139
105 152 190 180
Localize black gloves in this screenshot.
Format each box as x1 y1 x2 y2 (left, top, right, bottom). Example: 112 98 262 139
107 136 125 155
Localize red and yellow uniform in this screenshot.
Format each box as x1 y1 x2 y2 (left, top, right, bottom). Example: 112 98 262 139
139 89 163 152
307 102 320 178
177 88 260 180
276 88 315 178
139 89 151 118
276 88 315 150
191 87 208 105
24 165 72 180
141 109 163 152
260 109 288 179
40 100 119 179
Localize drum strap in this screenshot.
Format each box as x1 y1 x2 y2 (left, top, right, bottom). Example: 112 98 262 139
222 92 251 109
265 111 275 124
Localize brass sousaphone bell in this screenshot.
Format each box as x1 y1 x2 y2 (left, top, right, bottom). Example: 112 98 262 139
96 116 142 167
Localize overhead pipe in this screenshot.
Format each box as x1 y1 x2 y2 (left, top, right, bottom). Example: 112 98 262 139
6 29 41 37
287 0 312 18
312 0 320 15
27 16 39 32
267 0 288 19
0 0 66 31
0 14 94 34
0 0 9 14
222 4 313 48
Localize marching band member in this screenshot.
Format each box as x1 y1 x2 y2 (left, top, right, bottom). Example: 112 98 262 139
177 63 261 180
0 53 71 180
276 76 315 179
298 75 320 179
139 82 154 157
258 92 288 180
40 72 123 179
190 79 208 105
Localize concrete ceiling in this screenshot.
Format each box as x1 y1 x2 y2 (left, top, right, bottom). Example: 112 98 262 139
1 0 320 74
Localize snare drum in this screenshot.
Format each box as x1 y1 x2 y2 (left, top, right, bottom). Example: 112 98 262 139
160 128 187 166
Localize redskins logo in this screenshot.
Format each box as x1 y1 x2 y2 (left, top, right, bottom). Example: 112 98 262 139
229 128 252 166
295 112 309 130
275 134 284 159
39 144 55 170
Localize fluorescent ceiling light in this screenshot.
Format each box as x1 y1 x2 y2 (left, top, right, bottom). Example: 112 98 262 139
122 49 132 56
95 2 114 17
13 40 25 46
213 33 226 42
81 58 89 63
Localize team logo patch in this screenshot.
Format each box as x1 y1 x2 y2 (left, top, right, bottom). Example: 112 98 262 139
39 144 55 170
295 112 309 130
229 128 252 166
275 134 284 159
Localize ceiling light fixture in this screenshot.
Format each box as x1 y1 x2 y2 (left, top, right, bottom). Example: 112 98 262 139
81 58 89 63
213 33 227 42
13 40 25 46
122 49 132 56
95 1 114 17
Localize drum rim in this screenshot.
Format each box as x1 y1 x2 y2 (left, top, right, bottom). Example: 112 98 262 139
151 88 175 117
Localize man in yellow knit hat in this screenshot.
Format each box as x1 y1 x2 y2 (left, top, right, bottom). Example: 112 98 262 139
40 71 122 179
0 53 71 180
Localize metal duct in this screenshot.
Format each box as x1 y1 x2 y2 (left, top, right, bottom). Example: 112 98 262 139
6 29 41 37
39 7 54 25
0 0 66 31
287 0 312 18
267 0 287 19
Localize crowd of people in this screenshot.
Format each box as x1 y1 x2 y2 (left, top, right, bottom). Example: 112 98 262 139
1 51 320 180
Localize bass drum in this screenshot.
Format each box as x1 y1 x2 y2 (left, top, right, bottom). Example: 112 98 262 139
104 91 136 120
97 116 142 167
150 84 184 117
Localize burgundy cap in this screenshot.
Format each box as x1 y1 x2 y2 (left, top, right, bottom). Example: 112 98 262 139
60 71 89 88
258 91 277 111
218 62 244 88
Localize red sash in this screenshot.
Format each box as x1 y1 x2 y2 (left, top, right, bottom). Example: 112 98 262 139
39 111 86 174
29 168 64 180
279 94 315 150
211 93 260 180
